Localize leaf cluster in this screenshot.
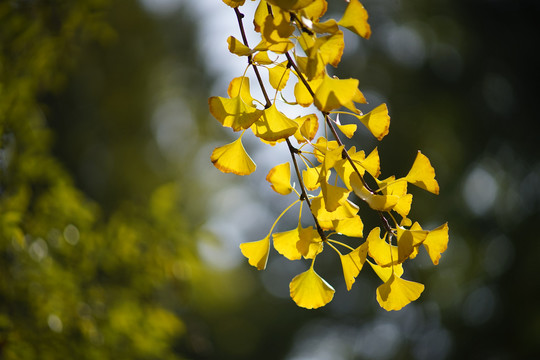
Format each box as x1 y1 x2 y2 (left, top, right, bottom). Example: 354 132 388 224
211 0 449 310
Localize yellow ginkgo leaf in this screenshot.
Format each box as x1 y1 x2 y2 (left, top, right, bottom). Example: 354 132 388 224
361 147 381 178
251 104 299 142
222 0 246 8
266 162 293 195
350 173 399 211
368 260 403 282
297 226 323 259
302 166 321 191
290 267 335 309
318 32 345 67
210 137 256 176
267 0 316 11
208 95 263 131
252 51 274 65
367 227 398 267
262 10 294 44
293 114 319 143
376 273 424 311
351 103 390 140
314 76 361 113
406 151 440 195
311 195 358 222
320 181 349 212
338 0 371 39
227 36 254 56
267 62 291 90
396 223 429 263
332 215 364 237
273 227 302 260
310 18 340 34
336 123 357 138
299 0 327 20
339 242 368 290
294 76 322 106
422 222 449 265
239 236 270 270
227 76 256 105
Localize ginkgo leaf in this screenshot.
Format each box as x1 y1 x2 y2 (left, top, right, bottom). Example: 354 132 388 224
273 227 302 260
262 10 294 44
368 260 403 282
361 147 381 178
422 222 449 265
267 0 317 12
227 36 254 56
314 76 362 113
406 151 439 194
376 273 424 311
294 76 322 106
339 242 368 290
396 223 429 263
336 123 357 138
332 215 364 237
227 76 256 105
350 173 399 211
299 0 327 20
302 166 322 190
290 267 335 309
311 19 340 34
222 0 246 8
253 51 274 65
266 162 293 195
239 236 270 270
251 104 299 141
311 195 358 222
210 137 256 175
338 0 371 39
320 181 349 212
351 103 390 140
297 226 323 259
316 31 345 67
209 95 262 131
293 114 319 143
268 62 291 90
367 227 398 267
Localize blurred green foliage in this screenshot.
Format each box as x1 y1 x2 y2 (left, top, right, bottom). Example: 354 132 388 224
0 1 199 358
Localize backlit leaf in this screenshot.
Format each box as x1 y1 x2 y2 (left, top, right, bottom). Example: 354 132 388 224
339 242 368 290
267 62 291 90
396 223 429 263
338 0 371 39
222 0 246 8
209 96 263 131
369 260 403 283
251 104 299 141
297 226 323 259
332 214 364 237
290 267 335 309
267 0 317 11
376 274 424 311
210 137 256 175
240 236 270 270
266 162 293 195
273 227 302 260
350 173 399 211
351 103 390 140
293 114 319 143
227 36 254 56
314 76 362 113
422 223 449 265
367 227 398 267
406 151 440 195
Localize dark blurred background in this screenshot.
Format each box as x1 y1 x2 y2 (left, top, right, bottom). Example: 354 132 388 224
1 0 539 359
